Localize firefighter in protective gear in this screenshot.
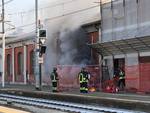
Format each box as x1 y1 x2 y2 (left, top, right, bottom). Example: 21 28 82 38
118 68 125 90
78 67 89 93
50 67 59 92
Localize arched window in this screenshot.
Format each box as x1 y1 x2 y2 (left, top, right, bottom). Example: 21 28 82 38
7 54 11 76
30 50 34 74
18 52 23 75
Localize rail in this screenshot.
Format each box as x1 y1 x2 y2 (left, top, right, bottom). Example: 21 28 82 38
0 94 143 113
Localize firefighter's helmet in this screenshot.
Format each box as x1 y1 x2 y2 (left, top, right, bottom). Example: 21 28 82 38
81 67 86 72
53 67 57 71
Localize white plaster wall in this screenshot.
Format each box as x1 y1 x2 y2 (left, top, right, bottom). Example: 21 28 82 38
102 0 150 42
103 56 114 79
6 0 100 36
125 53 139 66
0 48 2 73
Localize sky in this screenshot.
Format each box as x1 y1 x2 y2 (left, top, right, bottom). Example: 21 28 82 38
5 0 56 13
5 0 34 13
3 0 60 34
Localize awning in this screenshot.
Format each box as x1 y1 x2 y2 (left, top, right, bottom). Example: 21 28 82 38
88 36 150 56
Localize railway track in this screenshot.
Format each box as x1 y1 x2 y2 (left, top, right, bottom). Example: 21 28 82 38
0 94 142 113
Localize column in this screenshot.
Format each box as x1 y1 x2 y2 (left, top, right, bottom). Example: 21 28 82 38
12 47 15 83
23 45 27 84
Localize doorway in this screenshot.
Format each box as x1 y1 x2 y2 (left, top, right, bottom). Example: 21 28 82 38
114 58 125 73
114 58 125 90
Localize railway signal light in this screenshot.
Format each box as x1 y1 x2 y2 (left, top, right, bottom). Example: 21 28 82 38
39 29 46 37
39 29 47 56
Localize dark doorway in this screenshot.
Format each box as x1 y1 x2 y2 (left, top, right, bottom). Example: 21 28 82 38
114 58 125 72
114 58 125 90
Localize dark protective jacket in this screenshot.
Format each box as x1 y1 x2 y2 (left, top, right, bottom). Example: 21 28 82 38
119 70 125 80
79 71 89 83
51 71 58 82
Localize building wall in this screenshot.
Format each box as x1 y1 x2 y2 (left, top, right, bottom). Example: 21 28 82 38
56 65 100 91
103 52 150 93
101 0 150 42
4 43 35 84
139 56 150 92
14 46 24 82
103 56 114 79
125 53 140 91
0 49 2 74
5 48 12 82
7 0 100 36
101 0 150 93
88 32 99 64
26 44 35 83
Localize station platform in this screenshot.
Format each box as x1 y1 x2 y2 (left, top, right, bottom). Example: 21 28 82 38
0 84 150 112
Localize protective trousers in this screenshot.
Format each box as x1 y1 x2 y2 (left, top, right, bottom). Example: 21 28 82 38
52 81 58 92
79 73 88 93
51 72 58 92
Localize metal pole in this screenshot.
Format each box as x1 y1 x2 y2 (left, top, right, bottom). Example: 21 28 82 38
2 34 5 87
99 0 103 92
35 0 41 90
2 0 5 87
39 59 42 90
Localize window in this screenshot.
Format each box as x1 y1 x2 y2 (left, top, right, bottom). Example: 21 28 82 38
7 54 11 76
18 52 23 75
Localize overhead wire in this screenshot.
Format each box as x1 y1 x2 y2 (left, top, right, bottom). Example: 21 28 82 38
13 4 100 29
7 0 77 15
0 0 14 6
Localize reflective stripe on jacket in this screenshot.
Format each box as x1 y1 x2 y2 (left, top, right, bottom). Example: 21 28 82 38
119 71 125 79
79 73 84 83
51 72 57 82
79 72 88 83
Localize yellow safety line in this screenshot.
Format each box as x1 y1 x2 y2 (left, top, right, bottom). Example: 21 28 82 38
0 106 30 113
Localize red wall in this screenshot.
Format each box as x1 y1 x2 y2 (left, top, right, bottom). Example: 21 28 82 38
125 65 140 92
5 48 12 82
88 32 99 64
56 65 101 91
27 44 35 83
5 44 35 83
14 46 24 82
125 56 150 93
139 56 150 92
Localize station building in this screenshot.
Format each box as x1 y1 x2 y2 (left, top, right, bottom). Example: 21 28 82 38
0 0 101 90
3 33 35 84
1 19 101 91
2 0 150 93
91 0 150 93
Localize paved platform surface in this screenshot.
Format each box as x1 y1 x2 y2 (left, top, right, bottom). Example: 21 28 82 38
0 84 150 112
0 106 29 113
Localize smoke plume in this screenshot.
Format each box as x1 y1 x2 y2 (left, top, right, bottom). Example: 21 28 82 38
40 0 100 75
44 17 91 75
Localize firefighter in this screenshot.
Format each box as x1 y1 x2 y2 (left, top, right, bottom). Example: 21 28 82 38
78 67 89 93
50 67 59 92
118 68 125 91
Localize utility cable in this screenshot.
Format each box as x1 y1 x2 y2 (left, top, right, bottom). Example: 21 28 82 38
13 5 100 29
0 0 14 6
7 0 77 15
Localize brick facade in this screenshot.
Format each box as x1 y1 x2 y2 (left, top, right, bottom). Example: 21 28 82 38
88 32 99 64
4 42 35 83
139 56 150 92
14 46 24 82
26 44 35 83
5 48 12 82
